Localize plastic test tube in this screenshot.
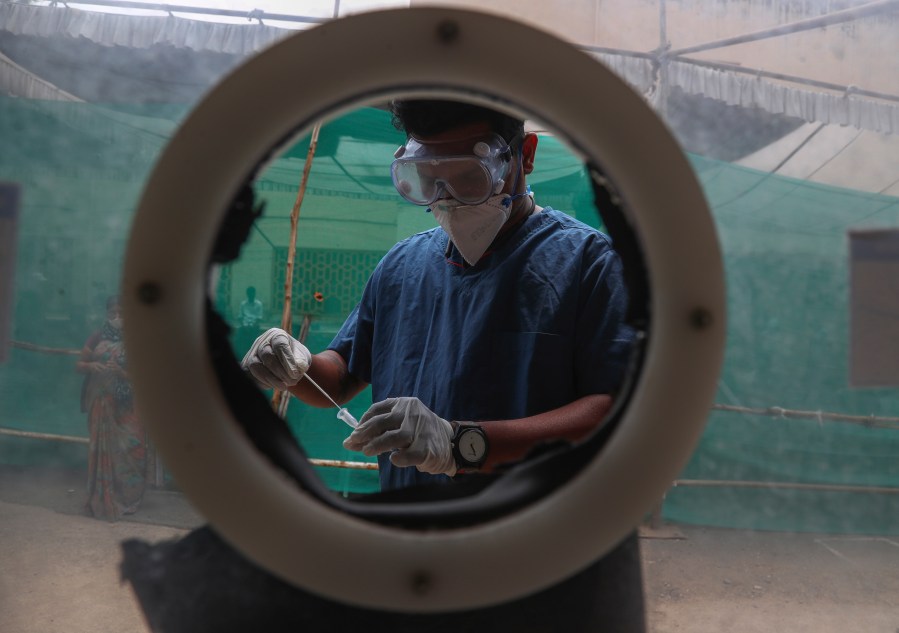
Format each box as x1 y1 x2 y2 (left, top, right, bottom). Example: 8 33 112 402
301 374 358 428
336 408 359 429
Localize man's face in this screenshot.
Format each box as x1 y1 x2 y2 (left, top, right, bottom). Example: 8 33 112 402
417 122 516 201
416 122 537 197
393 119 539 230
393 121 529 209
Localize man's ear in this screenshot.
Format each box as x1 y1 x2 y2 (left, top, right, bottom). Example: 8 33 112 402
521 132 538 174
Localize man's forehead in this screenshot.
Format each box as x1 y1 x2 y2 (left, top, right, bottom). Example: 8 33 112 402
410 121 495 153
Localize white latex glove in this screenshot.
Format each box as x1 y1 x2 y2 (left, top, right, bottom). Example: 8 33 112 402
343 397 456 476
241 327 311 391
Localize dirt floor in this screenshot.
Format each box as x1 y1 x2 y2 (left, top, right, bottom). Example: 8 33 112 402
1 465 898 633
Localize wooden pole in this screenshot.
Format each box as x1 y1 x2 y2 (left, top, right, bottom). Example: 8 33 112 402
277 314 311 418
272 122 322 413
656 0 669 118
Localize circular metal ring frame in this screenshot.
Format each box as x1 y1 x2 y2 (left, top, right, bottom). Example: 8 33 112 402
123 7 725 613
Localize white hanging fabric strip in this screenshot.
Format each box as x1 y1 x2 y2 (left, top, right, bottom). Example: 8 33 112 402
0 49 81 101
0 2 287 56
593 52 655 94
589 52 898 135
667 60 899 135
1 3 896 134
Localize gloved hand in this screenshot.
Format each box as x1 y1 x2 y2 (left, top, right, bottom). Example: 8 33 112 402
241 328 312 391
343 397 456 476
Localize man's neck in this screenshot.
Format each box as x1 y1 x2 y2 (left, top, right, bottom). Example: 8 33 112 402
497 194 536 237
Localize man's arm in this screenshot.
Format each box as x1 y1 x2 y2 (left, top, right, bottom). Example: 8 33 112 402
343 394 615 477
476 393 613 472
241 329 368 406
287 349 368 407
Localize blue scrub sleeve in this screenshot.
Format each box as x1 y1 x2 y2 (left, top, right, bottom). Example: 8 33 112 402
574 244 635 396
328 266 379 385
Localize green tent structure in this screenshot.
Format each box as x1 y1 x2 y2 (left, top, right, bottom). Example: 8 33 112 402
1 1 898 536
2 94 898 533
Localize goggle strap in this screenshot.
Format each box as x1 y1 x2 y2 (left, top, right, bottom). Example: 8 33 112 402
503 185 532 208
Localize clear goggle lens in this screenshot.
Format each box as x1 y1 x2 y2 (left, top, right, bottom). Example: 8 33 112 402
392 158 496 205
391 134 511 206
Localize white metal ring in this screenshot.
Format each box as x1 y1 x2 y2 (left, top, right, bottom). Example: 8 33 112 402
123 7 725 612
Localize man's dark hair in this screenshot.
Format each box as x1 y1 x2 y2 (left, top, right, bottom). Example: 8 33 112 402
389 99 524 146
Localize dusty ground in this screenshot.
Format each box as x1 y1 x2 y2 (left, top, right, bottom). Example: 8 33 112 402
641 525 899 632
1 466 898 633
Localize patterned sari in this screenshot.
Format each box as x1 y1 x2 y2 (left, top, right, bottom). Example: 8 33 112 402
80 322 147 520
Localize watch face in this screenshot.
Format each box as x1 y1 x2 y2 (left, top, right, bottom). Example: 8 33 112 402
459 428 487 463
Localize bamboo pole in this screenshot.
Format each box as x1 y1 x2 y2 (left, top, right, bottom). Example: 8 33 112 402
0 427 89 444
272 122 322 413
711 403 899 430
277 314 311 418
27 0 330 25
14 424 899 485
308 458 378 471
0 427 377 470
673 479 899 495
10 337 899 431
9 340 80 355
655 0 669 117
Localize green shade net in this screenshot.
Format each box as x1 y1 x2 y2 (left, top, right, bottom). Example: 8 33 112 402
1 95 898 532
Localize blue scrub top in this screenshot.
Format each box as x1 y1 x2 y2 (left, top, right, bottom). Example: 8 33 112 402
329 208 634 490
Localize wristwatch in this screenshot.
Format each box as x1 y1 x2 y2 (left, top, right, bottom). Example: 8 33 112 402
451 423 489 470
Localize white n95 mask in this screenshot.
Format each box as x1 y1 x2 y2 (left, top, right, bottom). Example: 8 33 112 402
431 194 512 266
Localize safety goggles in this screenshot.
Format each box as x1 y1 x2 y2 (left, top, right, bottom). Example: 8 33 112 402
391 133 513 206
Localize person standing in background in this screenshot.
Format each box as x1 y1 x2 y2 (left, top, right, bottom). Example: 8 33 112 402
236 285 265 354
76 295 147 520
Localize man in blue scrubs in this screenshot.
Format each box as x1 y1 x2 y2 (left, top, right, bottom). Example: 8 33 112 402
243 99 633 491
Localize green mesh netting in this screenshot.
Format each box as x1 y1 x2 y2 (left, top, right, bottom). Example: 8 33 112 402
1 95 898 531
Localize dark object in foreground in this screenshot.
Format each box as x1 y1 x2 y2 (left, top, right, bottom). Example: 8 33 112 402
121 525 645 633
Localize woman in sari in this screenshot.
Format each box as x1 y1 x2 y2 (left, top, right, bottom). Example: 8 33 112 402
76 295 147 520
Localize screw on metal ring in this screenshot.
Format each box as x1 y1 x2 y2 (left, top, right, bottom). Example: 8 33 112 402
137 281 163 305
436 20 460 44
689 308 713 330
410 570 432 596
